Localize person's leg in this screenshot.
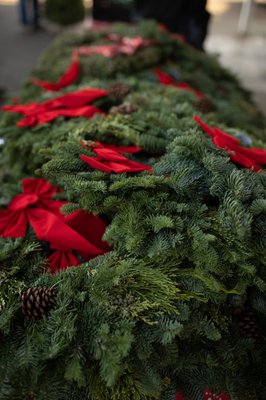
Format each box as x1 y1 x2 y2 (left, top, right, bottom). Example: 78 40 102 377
184 0 210 49
32 0 39 28
19 0 28 25
135 0 184 31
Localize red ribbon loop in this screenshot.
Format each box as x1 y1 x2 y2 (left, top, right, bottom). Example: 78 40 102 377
194 116 266 172
155 68 203 98
81 141 152 174
31 54 80 92
2 89 108 127
48 250 81 274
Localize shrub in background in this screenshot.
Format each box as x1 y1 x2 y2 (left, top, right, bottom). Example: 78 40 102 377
45 0 85 25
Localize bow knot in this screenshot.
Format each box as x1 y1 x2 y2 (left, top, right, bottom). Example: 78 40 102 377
0 178 66 239
9 193 40 211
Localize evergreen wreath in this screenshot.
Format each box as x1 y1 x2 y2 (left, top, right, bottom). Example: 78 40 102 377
0 21 266 400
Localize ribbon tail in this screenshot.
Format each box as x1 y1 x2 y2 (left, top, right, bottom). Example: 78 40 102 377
65 210 111 251
237 146 266 165
176 82 203 98
213 128 239 147
48 250 80 274
154 68 177 85
27 106 103 126
50 88 109 109
31 59 80 92
108 160 152 173
194 115 216 137
28 209 106 256
2 103 39 114
156 70 203 97
81 155 113 173
113 145 143 154
0 210 28 238
229 152 260 171
17 115 37 127
94 148 134 162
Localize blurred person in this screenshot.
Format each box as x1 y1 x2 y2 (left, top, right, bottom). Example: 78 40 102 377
93 0 131 22
135 0 210 50
19 0 39 29
93 0 210 50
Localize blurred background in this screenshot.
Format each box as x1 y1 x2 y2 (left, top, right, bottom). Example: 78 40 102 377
0 0 265 114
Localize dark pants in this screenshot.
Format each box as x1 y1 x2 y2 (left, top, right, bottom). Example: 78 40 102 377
19 0 39 27
93 0 131 22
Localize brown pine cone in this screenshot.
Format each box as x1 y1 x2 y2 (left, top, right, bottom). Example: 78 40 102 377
109 82 131 100
232 303 261 347
194 97 216 114
20 287 56 320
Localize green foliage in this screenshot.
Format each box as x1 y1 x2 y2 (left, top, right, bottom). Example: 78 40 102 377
0 20 266 400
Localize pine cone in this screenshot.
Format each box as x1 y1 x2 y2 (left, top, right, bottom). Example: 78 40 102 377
232 303 260 346
194 97 215 114
109 82 131 100
110 102 138 115
218 85 229 97
20 287 56 320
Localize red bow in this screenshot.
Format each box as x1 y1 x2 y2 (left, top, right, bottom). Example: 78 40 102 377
175 391 230 400
0 178 110 272
81 141 152 174
78 35 155 58
194 116 266 172
155 68 203 98
0 178 65 238
2 88 108 127
31 36 155 92
31 52 80 92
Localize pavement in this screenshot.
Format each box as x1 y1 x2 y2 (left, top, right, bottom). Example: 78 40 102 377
0 2 56 94
0 1 265 115
206 1 266 116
